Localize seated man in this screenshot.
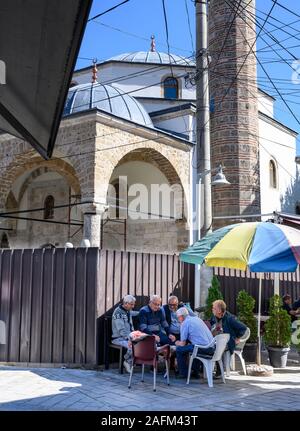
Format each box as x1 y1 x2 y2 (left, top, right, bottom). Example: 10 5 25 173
162 295 196 340
210 300 247 376
139 295 176 346
111 294 137 372
175 307 216 379
282 294 298 322
292 297 300 315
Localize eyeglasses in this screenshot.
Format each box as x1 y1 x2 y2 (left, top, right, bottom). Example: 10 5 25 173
169 303 178 307
151 302 161 306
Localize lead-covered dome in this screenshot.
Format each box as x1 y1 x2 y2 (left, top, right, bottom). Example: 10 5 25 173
63 82 153 127
108 51 194 66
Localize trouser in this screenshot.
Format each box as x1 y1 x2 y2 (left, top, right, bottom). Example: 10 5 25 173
154 331 175 346
111 337 132 364
176 344 215 377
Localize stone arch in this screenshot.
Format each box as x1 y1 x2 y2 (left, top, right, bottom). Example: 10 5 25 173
108 147 187 221
0 154 81 209
115 148 182 187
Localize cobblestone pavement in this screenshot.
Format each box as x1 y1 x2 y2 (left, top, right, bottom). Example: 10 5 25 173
0 354 299 411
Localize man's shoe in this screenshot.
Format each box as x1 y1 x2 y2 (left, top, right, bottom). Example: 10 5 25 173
213 373 222 379
123 360 131 373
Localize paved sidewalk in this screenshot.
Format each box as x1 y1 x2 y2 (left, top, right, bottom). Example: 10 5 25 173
0 357 300 411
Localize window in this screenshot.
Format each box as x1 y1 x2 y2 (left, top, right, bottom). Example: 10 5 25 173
0 233 9 248
44 195 54 219
269 160 277 188
163 77 178 99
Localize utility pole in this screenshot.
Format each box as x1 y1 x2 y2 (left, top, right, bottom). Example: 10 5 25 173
193 0 213 309
196 0 212 237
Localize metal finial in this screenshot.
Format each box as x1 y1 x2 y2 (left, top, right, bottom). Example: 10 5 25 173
150 35 156 52
92 58 98 84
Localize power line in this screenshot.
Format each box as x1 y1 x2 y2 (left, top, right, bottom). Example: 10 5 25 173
87 0 130 22
185 0 195 54
209 0 278 128
226 0 300 127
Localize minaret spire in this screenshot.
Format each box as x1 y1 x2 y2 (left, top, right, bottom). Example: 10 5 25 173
150 35 156 52
92 58 98 84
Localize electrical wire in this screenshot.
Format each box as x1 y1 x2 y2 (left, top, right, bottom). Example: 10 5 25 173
87 0 130 22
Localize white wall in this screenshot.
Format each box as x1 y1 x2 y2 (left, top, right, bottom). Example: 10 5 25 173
258 91 274 117
259 116 297 217
152 113 195 141
74 62 196 102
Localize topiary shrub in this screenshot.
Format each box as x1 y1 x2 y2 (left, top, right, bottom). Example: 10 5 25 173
264 295 291 348
204 275 223 320
236 290 257 343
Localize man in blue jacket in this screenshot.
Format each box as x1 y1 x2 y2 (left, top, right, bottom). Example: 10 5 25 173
139 295 176 345
210 300 247 355
210 300 247 378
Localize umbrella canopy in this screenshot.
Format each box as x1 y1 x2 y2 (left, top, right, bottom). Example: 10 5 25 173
180 222 300 273
180 221 300 366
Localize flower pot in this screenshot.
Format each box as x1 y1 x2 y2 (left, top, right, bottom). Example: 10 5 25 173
267 346 290 368
243 343 257 363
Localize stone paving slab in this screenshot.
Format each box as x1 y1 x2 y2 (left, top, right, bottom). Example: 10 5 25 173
0 359 299 411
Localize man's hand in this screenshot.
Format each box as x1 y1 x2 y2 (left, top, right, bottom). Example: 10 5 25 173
175 340 185 346
169 334 176 342
155 335 160 343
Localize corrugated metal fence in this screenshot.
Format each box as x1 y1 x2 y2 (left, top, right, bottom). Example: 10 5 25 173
214 267 300 315
0 248 194 366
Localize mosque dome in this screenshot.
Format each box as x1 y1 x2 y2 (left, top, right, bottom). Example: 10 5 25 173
63 82 153 127
107 35 195 66
108 51 194 66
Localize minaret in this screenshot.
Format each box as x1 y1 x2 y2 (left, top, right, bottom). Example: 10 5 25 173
150 35 156 52
209 0 260 226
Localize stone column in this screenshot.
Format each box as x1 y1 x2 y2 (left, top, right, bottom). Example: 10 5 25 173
82 203 107 248
209 0 260 228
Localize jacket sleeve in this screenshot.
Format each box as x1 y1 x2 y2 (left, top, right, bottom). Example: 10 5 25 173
112 311 129 339
139 309 152 334
230 316 247 339
160 310 170 335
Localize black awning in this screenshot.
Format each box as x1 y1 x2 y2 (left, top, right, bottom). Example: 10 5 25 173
0 0 92 159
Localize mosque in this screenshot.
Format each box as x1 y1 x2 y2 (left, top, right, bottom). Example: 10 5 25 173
0 29 298 252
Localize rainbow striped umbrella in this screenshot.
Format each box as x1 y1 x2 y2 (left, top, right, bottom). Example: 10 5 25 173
180 222 300 272
180 221 300 365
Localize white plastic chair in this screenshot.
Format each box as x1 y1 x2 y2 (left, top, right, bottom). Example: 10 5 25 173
0 320 6 344
224 327 250 377
186 334 230 388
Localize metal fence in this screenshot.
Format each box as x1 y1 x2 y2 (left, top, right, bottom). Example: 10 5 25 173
214 267 300 315
0 248 194 366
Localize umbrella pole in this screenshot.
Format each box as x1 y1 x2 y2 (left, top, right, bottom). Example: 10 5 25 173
257 273 262 366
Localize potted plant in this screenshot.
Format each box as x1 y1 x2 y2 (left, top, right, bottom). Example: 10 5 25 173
264 294 291 368
236 290 258 363
204 275 223 320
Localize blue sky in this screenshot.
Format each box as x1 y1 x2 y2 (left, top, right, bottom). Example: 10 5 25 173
77 0 300 152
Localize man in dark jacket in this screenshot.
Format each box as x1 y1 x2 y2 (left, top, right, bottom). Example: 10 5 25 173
139 295 176 345
282 294 298 322
210 300 247 355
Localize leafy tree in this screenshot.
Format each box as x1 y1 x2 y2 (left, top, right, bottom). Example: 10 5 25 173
236 290 257 343
204 275 223 320
264 295 291 348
